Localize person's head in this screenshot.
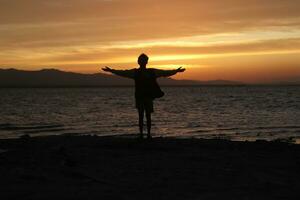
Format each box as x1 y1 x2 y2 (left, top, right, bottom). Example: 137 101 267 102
138 53 148 68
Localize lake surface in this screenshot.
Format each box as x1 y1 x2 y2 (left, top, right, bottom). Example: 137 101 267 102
0 86 299 142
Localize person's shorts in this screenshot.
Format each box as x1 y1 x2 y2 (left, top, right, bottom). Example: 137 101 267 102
135 98 154 113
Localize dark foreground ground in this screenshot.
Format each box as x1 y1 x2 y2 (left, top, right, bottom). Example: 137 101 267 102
0 135 299 200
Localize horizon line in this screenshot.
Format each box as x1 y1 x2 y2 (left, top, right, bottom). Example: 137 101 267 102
1 67 300 85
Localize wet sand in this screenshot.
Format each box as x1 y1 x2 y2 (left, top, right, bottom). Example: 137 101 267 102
0 135 299 200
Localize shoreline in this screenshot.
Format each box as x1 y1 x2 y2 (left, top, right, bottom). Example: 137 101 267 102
0 130 299 144
0 135 299 199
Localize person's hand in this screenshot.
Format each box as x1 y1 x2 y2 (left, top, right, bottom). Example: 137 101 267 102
102 66 112 72
176 67 185 72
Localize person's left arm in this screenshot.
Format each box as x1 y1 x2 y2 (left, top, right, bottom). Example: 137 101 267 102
102 66 135 79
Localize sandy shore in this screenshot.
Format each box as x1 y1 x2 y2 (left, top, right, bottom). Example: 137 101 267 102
0 135 299 200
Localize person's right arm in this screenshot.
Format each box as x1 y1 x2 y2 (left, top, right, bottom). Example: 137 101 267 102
102 67 135 79
154 67 185 78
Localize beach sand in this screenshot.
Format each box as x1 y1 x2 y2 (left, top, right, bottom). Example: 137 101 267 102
0 135 299 200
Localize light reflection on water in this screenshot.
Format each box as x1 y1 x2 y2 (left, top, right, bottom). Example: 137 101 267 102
0 86 299 142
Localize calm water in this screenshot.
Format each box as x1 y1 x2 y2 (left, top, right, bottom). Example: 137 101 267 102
0 86 300 142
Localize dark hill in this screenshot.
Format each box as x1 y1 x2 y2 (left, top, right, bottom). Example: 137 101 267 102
0 68 242 87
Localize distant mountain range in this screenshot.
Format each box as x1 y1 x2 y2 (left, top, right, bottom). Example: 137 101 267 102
0 68 244 87
269 77 300 85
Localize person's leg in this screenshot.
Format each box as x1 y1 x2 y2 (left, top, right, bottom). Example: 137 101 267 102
138 108 144 138
145 110 151 139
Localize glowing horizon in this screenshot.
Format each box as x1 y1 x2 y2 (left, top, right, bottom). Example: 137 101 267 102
1 0 300 83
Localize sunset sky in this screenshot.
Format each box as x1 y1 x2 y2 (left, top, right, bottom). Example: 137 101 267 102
1 0 300 83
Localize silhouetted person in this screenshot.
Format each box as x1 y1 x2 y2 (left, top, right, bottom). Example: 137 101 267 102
102 54 185 139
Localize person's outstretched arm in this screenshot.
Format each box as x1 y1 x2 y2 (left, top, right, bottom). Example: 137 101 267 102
154 67 185 78
102 66 135 79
